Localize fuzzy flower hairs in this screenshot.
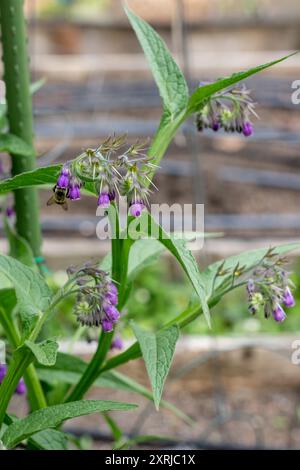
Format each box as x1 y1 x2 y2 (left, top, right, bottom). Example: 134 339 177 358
67 263 120 331
48 135 158 216
246 249 296 323
196 83 257 137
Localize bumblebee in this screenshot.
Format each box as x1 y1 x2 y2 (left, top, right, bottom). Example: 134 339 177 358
47 185 69 211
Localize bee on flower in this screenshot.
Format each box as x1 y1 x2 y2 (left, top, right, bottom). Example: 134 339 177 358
48 135 158 218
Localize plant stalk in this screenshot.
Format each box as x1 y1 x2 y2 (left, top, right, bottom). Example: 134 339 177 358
0 306 47 411
0 349 33 427
63 112 188 402
0 0 41 257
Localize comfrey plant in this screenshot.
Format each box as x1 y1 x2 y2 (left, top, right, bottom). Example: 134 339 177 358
196 83 256 136
47 136 156 216
246 249 296 322
0 2 298 450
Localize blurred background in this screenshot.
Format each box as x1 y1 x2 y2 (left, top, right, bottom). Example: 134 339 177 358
2 0 300 449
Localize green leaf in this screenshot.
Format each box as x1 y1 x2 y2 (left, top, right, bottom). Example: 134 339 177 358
28 429 68 450
0 133 34 157
131 322 179 410
0 288 17 315
3 414 68 451
125 6 188 118
4 218 35 267
203 242 300 298
2 400 137 449
0 164 61 195
24 339 59 367
187 52 297 113
132 212 210 326
0 255 52 332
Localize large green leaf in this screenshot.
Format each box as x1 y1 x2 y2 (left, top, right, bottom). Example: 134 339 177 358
0 164 61 195
0 288 17 315
4 218 35 267
0 133 34 157
187 52 297 114
24 339 59 367
125 7 188 118
28 429 68 450
0 255 52 332
2 400 137 449
131 322 179 410
3 414 68 450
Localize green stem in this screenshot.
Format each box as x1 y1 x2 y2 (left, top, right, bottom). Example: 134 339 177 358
0 349 33 427
62 113 187 403
147 113 186 180
24 365 47 411
0 0 41 257
65 330 113 402
0 307 19 347
0 306 47 411
65 211 132 402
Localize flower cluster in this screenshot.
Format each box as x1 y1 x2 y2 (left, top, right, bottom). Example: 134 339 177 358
196 83 256 137
246 250 295 323
0 364 26 395
50 135 157 217
67 263 120 332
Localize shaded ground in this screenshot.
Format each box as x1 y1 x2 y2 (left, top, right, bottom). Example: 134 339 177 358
10 342 300 449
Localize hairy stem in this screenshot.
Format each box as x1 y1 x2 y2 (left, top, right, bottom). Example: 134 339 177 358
65 216 125 402
0 0 41 257
0 349 33 427
65 330 113 402
0 306 47 411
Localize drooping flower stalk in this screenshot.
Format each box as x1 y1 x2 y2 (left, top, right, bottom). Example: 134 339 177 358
196 83 256 137
49 135 158 217
245 249 296 323
67 263 121 332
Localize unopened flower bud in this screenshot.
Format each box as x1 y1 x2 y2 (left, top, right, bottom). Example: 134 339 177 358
283 287 295 308
98 192 110 208
272 303 286 322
